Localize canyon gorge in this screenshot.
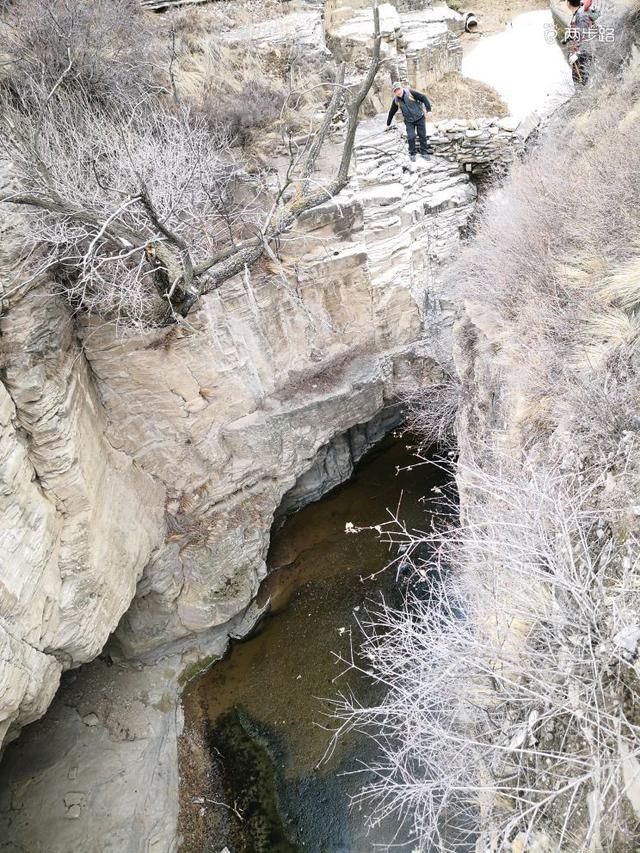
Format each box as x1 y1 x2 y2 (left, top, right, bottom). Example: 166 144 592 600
2 0 639 849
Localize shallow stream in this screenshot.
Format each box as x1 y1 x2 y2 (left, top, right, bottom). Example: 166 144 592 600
180 433 451 852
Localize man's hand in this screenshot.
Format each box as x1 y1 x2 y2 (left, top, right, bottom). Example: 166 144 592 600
384 125 392 132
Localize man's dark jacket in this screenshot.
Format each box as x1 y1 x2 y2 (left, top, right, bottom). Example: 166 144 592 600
386 88 431 125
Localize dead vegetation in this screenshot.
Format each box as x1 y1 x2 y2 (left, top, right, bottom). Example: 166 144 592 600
398 371 461 448
427 72 509 119
169 12 329 151
330 4 640 850
447 11 640 460
331 451 640 852
0 0 159 104
0 0 380 329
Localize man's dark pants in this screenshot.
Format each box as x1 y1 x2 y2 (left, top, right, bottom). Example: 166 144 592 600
571 55 592 85
406 117 428 155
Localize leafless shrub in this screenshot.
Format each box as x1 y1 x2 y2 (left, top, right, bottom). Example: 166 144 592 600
193 36 328 150
426 72 509 120
0 0 159 105
399 372 461 448
167 4 211 38
557 337 640 462
202 80 287 147
324 8 640 849
444 43 640 458
591 0 640 76
329 451 640 852
1 6 382 327
1 92 268 327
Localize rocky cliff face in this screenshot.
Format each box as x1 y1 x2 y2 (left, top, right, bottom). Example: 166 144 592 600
325 0 464 90
0 180 165 749
447 30 640 843
0 119 531 853
0 121 506 735
82 114 525 661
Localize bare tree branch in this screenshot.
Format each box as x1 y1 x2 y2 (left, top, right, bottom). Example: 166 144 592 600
196 5 382 300
300 63 346 191
0 2 383 327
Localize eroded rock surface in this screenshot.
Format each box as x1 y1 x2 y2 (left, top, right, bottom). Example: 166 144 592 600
99 116 526 659
0 190 165 748
0 2 537 847
0 112 532 849
325 0 464 89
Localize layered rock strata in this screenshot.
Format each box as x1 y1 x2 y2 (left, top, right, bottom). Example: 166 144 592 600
0 181 164 751
0 103 531 751
325 0 464 89
105 116 527 659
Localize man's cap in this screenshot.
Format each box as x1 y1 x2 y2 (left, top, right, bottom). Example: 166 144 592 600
391 81 404 90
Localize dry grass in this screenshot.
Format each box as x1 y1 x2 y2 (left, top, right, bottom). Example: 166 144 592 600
166 0 288 35
428 72 509 119
168 4 332 151
445 6 640 459
0 0 159 104
398 372 461 448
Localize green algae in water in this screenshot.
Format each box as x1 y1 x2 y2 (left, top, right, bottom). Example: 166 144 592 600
179 654 217 687
210 706 300 853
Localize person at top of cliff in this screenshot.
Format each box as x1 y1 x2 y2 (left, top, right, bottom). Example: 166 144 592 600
563 0 600 85
384 81 433 162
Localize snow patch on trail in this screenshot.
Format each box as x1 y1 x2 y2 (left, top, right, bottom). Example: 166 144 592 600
462 10 573 121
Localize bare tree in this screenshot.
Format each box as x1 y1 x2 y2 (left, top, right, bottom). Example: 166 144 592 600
1 91 272 326
0 5 383 328
398 371 461 448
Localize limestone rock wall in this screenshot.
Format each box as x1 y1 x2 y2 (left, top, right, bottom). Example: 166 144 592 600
0 190 165 748
430 115 527 165
97 117 524 659
1 128 473 834
84 121 475 655
276 405 403 516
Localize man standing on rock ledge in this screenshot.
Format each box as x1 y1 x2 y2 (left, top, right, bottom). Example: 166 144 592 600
385 81 433 162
